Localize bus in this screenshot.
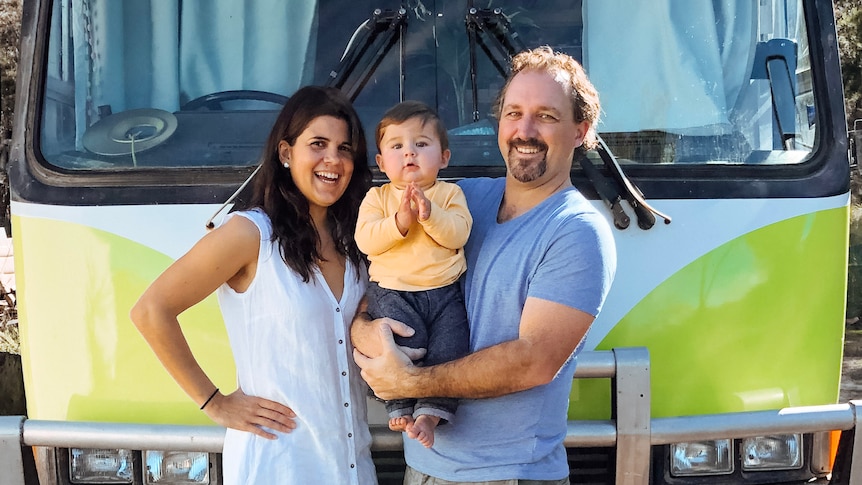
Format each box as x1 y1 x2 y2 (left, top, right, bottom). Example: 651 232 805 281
7 0 852 483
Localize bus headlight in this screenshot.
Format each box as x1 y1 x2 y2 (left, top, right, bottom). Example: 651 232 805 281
69 448 133 483
144 450 210 484
741 434 802 471
670 439 733 476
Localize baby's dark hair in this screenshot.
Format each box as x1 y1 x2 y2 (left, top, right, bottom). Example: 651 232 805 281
375 100 449 153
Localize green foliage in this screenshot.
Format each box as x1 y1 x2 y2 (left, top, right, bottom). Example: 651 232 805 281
837 1 862 320
0 0 21 140
836 0 862 128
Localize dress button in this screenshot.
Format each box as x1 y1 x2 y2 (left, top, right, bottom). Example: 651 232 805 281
338 339 344 344
348 433 352 438
342 371 347 376
350 464 355 468
344 402 349 407
336 307 341 312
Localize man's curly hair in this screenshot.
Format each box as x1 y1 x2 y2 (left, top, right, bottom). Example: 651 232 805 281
492 45 601 150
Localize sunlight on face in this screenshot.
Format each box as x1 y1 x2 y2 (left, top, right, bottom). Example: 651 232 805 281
497 70 586 186
280 116 355 215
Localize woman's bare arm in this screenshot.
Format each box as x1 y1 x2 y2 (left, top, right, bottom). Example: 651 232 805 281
130 216 297 439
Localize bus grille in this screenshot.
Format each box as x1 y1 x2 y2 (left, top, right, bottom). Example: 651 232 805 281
372 447 615 484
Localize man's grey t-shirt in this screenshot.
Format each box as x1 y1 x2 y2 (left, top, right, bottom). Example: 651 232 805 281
403 177 617 481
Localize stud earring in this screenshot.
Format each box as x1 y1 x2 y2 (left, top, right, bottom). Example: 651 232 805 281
283 161 290 168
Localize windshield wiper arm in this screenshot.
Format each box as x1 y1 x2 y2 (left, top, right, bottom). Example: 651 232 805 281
578 139 671 230
466 8 525 76
577 150 630 230
326 8 407 101
462 7 669 229
465 7 526 122
207 9 407 229
595 136 671 229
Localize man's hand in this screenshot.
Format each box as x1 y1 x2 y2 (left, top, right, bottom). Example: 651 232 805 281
351 303 426 359
353 323 423 400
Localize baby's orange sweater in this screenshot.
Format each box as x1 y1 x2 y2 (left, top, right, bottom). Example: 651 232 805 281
355 181 472 291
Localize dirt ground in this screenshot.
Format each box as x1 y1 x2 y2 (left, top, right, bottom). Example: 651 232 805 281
841 324 862 402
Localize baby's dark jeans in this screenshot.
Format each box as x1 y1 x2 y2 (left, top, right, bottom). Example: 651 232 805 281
366 281 470 423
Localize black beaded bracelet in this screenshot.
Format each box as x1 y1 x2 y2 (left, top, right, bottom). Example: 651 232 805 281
200 388 219 410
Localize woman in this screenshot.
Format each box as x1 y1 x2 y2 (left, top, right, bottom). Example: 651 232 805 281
130 86 375 484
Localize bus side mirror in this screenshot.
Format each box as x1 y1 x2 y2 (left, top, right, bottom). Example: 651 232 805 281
851 119 862 169
752 39 798 150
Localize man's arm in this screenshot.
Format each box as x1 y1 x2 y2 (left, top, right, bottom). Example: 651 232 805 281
354 296 593 400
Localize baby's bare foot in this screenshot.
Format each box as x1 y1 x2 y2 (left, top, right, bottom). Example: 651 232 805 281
406 415 441 448
389 415 414 432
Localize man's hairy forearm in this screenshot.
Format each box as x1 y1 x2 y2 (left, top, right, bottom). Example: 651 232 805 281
354 298 591 402
403 338 554 399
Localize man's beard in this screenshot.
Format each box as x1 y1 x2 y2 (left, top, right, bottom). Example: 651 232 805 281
506 139 548 183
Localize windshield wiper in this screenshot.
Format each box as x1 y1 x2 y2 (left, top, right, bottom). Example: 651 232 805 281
594 137 671 229
465 7 525 122
752 38 798 150
578 151 631 230
465 7 526 77
326 8 408 101
463 7 669 229
207 9 412 229
578 139 672 230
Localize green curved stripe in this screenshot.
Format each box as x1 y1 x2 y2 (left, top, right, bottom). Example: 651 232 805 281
569 208 848 419
16 216 234 424
13 208 849 425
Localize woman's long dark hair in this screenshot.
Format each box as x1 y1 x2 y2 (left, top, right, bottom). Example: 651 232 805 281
238 86 371 282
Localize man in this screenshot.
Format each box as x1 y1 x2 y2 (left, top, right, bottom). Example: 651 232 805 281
352 45 617 484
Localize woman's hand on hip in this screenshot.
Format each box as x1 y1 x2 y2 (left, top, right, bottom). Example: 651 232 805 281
204 388 297 440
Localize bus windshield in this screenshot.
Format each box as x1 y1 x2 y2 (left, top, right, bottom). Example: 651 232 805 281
39 0 814 171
